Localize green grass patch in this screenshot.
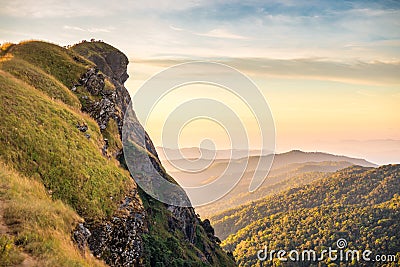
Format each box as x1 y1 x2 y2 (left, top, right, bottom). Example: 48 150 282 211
102 118 122 156
0 162 107 266
0 57 81 109
0 71 133 220
71 41 119 59
10 41 92 88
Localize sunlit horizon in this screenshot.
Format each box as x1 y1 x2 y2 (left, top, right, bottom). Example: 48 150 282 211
126 59 399 166
1 0 399 165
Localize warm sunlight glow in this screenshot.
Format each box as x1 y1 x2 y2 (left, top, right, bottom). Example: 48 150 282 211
129 61 400 164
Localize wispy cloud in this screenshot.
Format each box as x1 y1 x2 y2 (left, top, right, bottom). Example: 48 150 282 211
0 0 115 18
229 58 400 86
63 25 113 33
194 28 249 40
0 0 203 18
170 25 249 40
135 57 400 86
63 25 85 32
1 0 399 60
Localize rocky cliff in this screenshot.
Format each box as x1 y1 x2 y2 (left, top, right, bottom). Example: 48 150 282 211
71 41 235 266
0 40 235 266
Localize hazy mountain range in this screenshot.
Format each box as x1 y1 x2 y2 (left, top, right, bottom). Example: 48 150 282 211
156 148 377 217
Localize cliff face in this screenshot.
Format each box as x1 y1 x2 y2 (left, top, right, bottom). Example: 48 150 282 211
72 44 129 131
70 41 236 266
69 43 147 266
0 40 235 266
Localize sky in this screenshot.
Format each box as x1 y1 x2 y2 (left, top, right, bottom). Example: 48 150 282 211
1 0 399 164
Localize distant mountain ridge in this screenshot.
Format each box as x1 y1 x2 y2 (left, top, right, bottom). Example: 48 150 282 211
157 148 377 218
272 149 377 167
157 146 269 161
158 148 377 174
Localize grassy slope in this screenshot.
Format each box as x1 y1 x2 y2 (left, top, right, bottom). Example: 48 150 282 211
9 41 92 88
0 41 137 264
0 70 133 220
0 162 106 266
72 41 119 56
0 57 81 109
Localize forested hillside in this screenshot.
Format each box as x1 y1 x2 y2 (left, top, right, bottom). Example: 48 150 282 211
214 165 400 266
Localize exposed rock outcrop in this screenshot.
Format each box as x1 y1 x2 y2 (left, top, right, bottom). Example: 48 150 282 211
167 206 197 243
71 42 235 267
73 43 131 135
88 191 145 266
73 67 117 131
73 188 145 266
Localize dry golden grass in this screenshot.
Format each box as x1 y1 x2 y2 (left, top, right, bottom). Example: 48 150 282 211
0 162 107 266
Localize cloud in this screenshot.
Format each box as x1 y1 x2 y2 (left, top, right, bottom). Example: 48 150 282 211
194 28 249 40
0 0 121 18
170 25 249 40
63 25 113 33
169 25 184 32
228 58 400 86
1 0 399 61
63 25 85 32
158 1 400 60
135 57 400 86
0 0 204 18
